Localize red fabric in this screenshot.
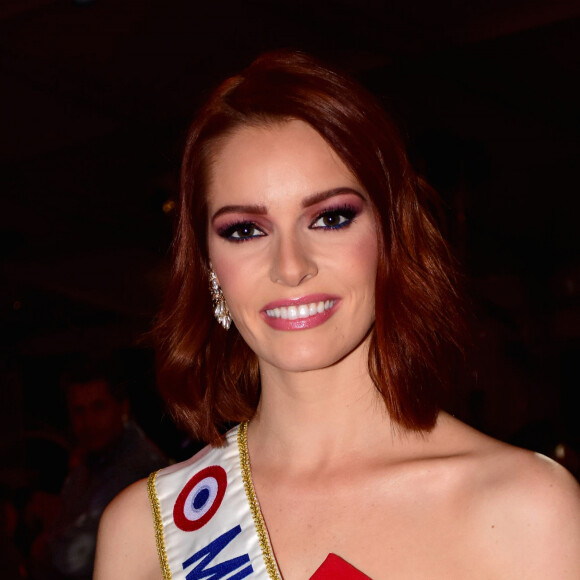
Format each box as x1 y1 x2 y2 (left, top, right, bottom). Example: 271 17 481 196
309 553 372 579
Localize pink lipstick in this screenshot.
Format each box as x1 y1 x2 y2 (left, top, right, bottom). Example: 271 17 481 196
261 294 340 331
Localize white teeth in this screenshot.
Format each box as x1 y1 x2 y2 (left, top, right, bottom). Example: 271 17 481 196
266 300 335 319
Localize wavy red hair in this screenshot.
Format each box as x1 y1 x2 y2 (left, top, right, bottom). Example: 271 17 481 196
154 50 465 444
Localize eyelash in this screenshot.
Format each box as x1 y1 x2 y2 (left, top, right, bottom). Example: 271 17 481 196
309 204 358 230
217 221 266 242
217 204 359 242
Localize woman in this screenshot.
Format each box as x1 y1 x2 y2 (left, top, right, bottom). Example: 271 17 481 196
95 51 580 579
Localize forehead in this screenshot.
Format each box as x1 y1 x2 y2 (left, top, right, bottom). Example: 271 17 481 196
206 120 361 208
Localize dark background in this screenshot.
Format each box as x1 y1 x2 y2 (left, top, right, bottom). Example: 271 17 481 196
1 0 580 487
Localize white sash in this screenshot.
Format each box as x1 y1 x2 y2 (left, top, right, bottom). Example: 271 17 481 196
148 423 280 580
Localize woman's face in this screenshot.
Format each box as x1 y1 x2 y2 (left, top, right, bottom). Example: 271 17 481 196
206 120 378 373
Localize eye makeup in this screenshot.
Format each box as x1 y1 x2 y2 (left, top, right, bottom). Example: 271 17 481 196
216 220 267 242
212 190 367 242
309 203 359 230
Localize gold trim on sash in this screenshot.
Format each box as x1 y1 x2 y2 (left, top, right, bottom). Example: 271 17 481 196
147 470 173 580
238 421 282 579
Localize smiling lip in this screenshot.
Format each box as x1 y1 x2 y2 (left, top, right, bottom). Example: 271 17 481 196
261 294 340 331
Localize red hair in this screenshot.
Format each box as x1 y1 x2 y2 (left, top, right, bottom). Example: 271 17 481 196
154 50 465 444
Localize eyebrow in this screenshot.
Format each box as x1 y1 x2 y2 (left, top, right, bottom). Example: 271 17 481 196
301 187 365 208
211 204 268 222
210 187 365 222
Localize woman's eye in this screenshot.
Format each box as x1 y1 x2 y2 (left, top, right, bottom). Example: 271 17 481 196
219 222 266 241
310 208 356 230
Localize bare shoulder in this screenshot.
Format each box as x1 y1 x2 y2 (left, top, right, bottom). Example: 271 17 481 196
94 477 162 580
483 446 580 578
440 417 580 579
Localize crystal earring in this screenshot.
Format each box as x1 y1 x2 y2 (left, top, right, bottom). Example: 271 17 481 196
208 266 232 330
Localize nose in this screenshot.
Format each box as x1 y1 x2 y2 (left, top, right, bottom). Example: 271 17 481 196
270 234 318 287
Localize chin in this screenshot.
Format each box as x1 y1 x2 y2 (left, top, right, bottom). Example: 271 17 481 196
268 360 339 374
259 342 359 374
244 322 374 373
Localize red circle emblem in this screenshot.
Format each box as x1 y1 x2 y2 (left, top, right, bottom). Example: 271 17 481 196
173 465 227 531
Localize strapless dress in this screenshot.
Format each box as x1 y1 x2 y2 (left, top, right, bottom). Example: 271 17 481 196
310 553 372 579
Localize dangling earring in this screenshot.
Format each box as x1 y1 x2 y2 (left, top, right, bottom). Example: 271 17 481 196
208 265 232 330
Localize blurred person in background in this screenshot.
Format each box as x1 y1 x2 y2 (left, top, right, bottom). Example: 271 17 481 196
0 485 27 579
29 361 167 580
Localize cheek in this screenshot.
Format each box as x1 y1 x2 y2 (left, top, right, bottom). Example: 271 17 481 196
342 233 379 319
208 239 234 285
208 250 254 309
342 229 379 284
359 232 379 269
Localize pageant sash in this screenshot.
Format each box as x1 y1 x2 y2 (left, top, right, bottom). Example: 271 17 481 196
148 424 279 580
149 423 372 579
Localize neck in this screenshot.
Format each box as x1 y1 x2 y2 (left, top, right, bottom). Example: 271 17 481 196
248 340 401 469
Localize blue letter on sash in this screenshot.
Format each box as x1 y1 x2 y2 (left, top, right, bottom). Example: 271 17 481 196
182 525 253 580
